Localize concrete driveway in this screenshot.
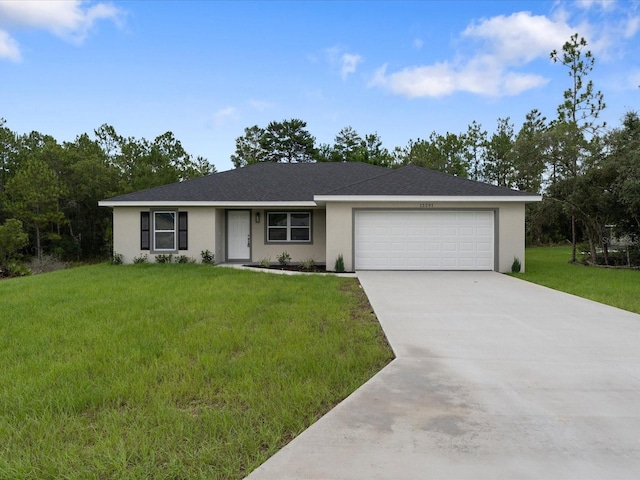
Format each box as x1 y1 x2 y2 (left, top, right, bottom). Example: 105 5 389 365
247 271 640 479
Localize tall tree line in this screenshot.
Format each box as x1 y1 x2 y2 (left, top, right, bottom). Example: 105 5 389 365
0 123 214 270
2 32 637 271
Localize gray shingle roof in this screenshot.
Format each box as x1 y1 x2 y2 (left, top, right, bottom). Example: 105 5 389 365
101 162 534 203
320 164 534 197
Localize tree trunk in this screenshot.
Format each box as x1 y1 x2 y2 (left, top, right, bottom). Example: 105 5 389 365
571 214 577 262
35 226 42 261
589 240 597 264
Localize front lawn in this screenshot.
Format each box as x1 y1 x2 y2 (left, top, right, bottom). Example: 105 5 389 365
0 264 393 479
514 246 640 314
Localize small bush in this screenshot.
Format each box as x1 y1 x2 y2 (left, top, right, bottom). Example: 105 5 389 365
155 254 174 264
259 257 271 268
0 261 31 278
277 251 291 266
26 255 68 275
176 255 196 264
300 257 316 271
201 250 215 265
133 254 148 264
111 253 124 265
511 256 522 273
334 254 345 273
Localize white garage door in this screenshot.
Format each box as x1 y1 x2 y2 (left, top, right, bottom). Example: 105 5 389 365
355 210 494 271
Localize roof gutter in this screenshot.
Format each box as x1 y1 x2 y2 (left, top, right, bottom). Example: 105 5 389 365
313 195 542 204
98 200 318 208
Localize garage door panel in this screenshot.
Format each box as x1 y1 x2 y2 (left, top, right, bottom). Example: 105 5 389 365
407 242 423 252
355 210 494 271
442 242 458 252
459 242 474 252
476 242 492 252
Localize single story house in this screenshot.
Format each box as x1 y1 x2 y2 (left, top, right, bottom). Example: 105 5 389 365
99 162 541 272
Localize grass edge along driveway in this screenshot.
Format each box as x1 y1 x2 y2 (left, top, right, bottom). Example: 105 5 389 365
513 246 640 315
0 264 393 480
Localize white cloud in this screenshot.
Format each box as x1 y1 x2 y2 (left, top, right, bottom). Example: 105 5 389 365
371 11 565 98
462 12 574 64
370 63 456 98
324 46 363 80
0 29 20 61
370 55 549 98
0 0 123 60
369 5 640 98
624 15 640 38
574 0 617 11
340 53 363 80
213 107 238 127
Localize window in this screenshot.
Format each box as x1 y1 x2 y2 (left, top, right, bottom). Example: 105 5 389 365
154 211 176 251
267 212 311 243
141 211 188 252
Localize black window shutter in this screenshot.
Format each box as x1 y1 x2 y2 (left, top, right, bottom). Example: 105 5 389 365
141 212 150 250
178 212 188 250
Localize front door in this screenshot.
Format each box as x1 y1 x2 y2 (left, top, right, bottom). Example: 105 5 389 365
227 210 251 260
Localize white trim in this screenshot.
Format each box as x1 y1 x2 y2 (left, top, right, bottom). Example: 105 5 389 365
314 195 542 203
99 196 542 208
153 210 177 252
99 200 318 208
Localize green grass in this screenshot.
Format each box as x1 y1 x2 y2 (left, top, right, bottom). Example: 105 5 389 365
514 246 640 314
0 264 393 479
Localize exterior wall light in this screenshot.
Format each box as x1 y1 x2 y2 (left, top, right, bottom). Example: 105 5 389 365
255 211 260 223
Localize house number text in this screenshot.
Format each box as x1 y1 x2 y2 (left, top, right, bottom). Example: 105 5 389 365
419 203 434 208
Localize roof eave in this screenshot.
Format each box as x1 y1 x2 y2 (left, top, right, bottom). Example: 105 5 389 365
98 200 319 208
314 195 542 203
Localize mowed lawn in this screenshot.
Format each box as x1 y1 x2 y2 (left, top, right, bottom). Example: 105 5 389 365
0 264 393 479
514 246 640 314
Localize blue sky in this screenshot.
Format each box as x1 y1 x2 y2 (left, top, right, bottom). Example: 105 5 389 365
1 0 639 172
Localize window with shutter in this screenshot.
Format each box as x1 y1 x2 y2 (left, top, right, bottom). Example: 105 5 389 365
153 211 176 251
178 212 188 250
141 212 150 250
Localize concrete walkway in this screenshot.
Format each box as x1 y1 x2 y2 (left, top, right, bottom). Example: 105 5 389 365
246 271 640 479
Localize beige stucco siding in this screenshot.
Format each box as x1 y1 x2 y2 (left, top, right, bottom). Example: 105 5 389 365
249 208 326 264
112 206 218 263
111 201 526 271
325 201 527 273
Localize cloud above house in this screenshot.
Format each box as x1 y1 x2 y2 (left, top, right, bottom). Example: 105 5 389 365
369 3 640 98
0 0 123 61
324 46 363 80
212 107 238 127
340 52 363 79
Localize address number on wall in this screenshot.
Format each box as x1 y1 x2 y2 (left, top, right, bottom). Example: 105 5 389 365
419 203 434 208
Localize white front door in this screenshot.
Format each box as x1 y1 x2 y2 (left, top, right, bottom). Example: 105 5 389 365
227 210 251 260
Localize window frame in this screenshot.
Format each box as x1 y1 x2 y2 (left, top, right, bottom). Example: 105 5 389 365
153 210 177 252
265 211 312 244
